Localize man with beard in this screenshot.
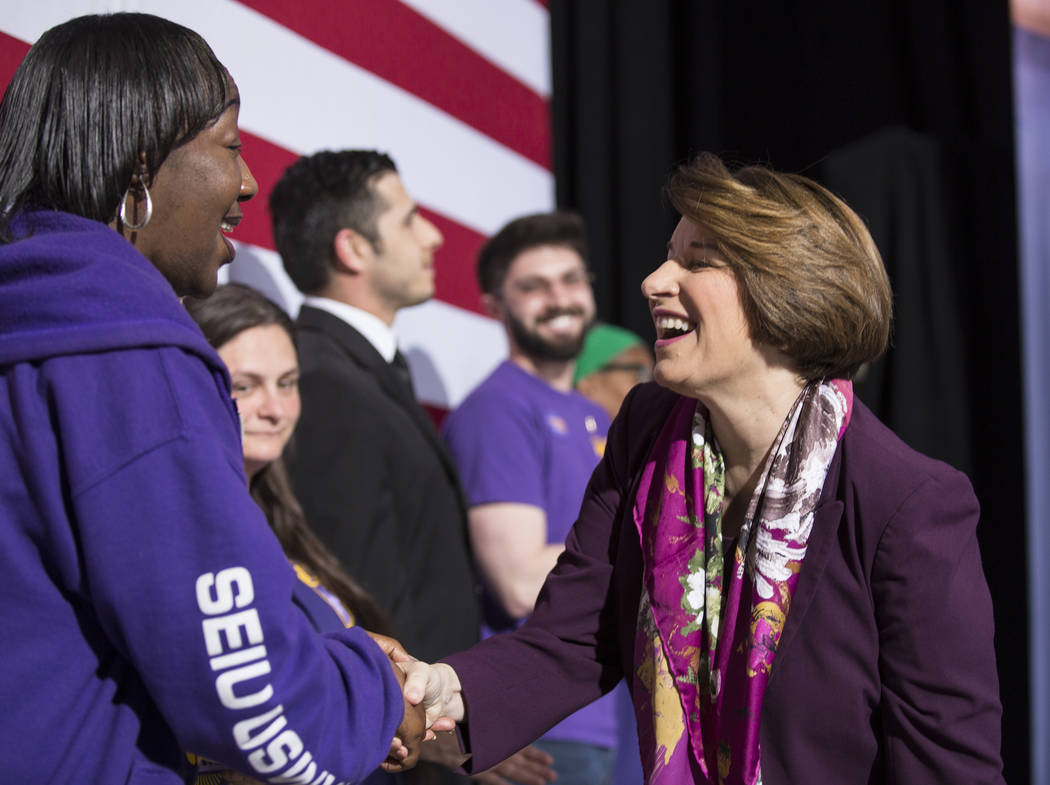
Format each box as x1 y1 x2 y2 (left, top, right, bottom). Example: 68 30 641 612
443 212 621 785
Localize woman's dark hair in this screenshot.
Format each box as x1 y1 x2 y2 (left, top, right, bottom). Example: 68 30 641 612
186 282 297 351
185 284 391 634
0 13 230 239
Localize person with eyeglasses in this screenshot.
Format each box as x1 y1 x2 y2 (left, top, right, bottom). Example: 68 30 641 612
574 323 655 420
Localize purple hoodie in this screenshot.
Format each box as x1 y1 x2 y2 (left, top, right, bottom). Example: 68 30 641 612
0 211 403 785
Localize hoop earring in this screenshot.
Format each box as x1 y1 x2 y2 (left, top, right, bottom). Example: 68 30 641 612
120 182 153 231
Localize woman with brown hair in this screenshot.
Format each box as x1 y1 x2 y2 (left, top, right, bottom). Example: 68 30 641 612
186 283 390 639
187 283 402 784
405 152 1004 785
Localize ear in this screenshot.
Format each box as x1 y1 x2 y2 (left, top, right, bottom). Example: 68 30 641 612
481 292 503 320
332 227 373 275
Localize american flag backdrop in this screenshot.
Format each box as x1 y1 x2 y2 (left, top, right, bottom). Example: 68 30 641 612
0 0 554 415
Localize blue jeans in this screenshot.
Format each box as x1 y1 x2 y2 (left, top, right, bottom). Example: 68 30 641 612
528 739 614 785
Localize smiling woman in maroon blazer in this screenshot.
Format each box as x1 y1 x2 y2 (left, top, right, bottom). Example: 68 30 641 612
407 152 1004 785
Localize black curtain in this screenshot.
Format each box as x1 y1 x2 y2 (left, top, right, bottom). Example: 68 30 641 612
551 1 1028 781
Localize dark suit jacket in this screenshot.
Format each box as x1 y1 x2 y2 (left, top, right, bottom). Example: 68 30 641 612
445 382 1004 784
288 305 479 662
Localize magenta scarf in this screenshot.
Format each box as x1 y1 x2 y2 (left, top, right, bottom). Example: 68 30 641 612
630 380 852 784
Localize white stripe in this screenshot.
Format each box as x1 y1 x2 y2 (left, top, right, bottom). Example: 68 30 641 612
227 244 507 410
0 0 117 38
397 0 551 98
226 243 305 319
0 0 555 236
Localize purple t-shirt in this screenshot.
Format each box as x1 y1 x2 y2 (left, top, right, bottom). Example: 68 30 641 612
443 361 615 748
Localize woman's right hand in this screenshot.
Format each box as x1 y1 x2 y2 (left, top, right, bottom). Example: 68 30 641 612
400 660 465 730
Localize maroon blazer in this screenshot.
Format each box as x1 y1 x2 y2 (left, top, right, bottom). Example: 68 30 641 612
445 382 1004 784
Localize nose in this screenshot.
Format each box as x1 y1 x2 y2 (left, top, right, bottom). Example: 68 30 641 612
238 155 259 202
255 386 286 422
641 259 680 301
420 213 443 250
547 278 577 309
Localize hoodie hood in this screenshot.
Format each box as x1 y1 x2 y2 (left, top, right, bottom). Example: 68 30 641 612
0 209 222 371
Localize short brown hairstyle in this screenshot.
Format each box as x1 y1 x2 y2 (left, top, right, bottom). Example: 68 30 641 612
666 153 892 381
477 210 588 296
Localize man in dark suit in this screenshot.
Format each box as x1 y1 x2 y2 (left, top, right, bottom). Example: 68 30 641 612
272 150 558 785
269 150 480 664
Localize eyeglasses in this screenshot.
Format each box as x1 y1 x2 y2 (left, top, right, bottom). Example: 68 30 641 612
508 268 594 297
596 362 652 383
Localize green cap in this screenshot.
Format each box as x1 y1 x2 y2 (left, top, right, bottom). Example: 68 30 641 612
573 323 646 384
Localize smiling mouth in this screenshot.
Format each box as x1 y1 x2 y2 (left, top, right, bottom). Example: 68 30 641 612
542 314 583 332
220 215 242 234
655 315 696 340
538 307 585 324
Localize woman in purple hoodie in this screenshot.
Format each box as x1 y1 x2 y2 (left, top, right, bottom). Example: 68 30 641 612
0 13 421 785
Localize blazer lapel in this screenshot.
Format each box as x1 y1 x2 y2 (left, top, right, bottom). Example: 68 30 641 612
383 363 463 483
767 451 845 680
372 352 474 524
298 306 413 403
297 304 387 373
296 305 469 514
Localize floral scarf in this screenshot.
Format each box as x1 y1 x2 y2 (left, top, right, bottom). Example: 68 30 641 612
631 380 852 784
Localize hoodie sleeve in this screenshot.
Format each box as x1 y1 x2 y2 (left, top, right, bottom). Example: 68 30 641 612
46 345 404 784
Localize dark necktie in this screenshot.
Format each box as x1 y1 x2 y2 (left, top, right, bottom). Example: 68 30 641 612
391 349 415 397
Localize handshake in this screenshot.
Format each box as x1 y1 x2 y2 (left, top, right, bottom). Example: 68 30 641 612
368 632 465 772
369 632 557 785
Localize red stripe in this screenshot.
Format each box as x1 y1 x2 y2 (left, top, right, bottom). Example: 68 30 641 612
0 31 28 91
236 0 551 170
421 402 450 430
239 131 486 315
424 207 486 315
236 131 298 252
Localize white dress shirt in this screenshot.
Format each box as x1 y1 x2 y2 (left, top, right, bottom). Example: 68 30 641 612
301 296 398 363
